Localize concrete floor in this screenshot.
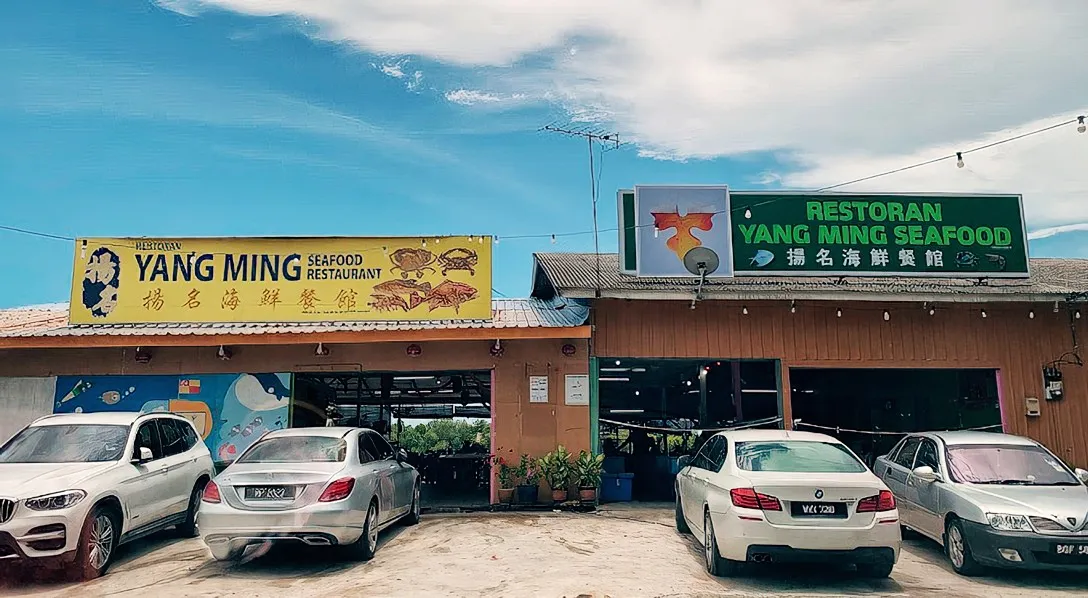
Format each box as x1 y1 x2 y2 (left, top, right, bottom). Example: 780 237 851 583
3 507 1087 597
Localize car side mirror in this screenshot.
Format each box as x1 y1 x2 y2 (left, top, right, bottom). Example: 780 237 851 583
678 455 692 469
397 449 408 463
912 465 940 482
132 446 154 464
1075 468 1088 484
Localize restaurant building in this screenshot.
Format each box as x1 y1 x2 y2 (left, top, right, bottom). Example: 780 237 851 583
525 188 1088 502
0 236 592 508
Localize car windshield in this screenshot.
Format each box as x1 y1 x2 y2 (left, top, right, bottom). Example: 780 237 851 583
735 440 868 473
236 436 347 464
947 444 1080 485
0 424 130 463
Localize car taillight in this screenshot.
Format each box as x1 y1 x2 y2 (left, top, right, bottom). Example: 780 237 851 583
729 488 782 511
202 481 221 504
319 477 355 502
857 490 896 512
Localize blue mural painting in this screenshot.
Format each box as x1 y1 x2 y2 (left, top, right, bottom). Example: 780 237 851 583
54 373 292 463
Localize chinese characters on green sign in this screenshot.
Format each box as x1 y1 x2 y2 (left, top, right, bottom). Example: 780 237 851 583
730 193 1028 277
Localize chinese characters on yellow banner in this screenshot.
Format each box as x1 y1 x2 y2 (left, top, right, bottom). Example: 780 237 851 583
69 237 493 324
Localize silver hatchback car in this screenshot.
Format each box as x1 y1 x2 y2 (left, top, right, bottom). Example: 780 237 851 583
874 431 1088 575
198 427 420 562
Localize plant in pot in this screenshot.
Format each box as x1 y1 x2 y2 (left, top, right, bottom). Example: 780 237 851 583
538 445 574 503
574 450 605 503
515 454 539 504
492 454 516 504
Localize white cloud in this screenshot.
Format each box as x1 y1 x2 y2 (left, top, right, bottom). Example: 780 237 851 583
163 1 1088 229
1029 223 1088 241
377 61 406 79
445 89 525 106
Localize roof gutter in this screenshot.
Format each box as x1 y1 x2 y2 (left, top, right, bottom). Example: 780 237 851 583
554 289 1072 304
0 325 592 350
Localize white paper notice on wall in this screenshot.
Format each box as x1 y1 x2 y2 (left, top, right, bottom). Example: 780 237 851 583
529 376 549 403
565 374 589 406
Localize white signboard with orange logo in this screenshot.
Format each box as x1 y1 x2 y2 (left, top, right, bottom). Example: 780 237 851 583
633 185 733 278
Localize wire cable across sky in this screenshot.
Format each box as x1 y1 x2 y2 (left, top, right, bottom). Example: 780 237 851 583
2 114 1084 247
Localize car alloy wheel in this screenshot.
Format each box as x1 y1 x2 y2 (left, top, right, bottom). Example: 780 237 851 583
947 524 966 569
88 513 115 571
366 504 378 553
704 512 714 571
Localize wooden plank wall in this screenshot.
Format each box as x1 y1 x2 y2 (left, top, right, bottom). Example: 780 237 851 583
592 299 1088 468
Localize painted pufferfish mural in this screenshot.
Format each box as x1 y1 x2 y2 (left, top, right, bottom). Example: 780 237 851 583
215 374 290 462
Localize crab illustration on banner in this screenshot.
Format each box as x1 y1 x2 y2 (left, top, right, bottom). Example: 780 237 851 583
631 185 733 278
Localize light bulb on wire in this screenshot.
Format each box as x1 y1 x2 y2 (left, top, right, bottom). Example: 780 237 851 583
883 310 891 321
836 308 842 318
743 208 752 220
981 309 988 319
1079 116 1087 134
421 238 427 248
550 234 556 244
653 227 659 238
956 152 965 168
494 236 500 245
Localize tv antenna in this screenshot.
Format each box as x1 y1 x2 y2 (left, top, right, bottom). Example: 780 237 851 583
540 124 622 298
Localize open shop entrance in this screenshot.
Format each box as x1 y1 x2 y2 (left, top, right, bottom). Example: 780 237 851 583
789 368 1003 467
293 370 492 510
596 358 782 502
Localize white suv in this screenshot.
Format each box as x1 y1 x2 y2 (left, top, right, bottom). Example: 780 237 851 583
0 412 214 579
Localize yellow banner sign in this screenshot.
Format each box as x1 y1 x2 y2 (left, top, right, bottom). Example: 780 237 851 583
70 237 492 324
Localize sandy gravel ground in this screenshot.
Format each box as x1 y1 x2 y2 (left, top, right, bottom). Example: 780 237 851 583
3 506 1087 598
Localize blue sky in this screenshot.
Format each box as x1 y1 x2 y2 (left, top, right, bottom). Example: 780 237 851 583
2 1 1086 308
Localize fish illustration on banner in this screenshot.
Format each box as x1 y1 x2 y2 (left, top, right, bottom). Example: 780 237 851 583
53 373 291 463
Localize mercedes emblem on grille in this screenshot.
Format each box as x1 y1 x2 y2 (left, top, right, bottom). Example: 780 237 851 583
1069 517 1078 526
814 489 824 499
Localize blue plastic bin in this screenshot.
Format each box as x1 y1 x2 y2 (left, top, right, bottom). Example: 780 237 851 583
600 472 634 502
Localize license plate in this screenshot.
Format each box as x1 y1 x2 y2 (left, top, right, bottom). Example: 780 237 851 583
1054 544 1088 557
790 502 846 518
244 485 295 500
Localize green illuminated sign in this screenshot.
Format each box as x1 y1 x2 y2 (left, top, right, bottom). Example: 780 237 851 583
731 193 1029 277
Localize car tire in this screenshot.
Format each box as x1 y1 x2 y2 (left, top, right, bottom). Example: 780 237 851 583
703 510 740 577
405 483 421 526
209 544 246 562
856 562 894 578
674 492 690 533
345 501 379 561
945 518 983 576
176 479 207 538
75 504 120 580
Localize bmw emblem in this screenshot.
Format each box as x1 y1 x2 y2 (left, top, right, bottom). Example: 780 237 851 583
814 489 824 499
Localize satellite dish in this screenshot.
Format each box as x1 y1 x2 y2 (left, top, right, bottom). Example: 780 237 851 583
683 247 720 276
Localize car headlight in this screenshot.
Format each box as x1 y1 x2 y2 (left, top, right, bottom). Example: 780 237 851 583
986 513 1032 532
24 490 87 511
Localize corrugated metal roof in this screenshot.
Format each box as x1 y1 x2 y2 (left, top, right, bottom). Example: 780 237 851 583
532 253 1088 303
0 298 590 339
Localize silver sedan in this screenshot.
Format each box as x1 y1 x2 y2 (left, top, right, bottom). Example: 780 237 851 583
874 431 1088 575
197 427 420 562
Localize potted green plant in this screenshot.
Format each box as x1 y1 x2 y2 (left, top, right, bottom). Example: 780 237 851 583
492 454 515 504
574 450 605 502
515 454 539 504
538 445 574 503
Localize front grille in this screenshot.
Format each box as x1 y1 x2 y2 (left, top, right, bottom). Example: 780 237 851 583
0 500 14 524
1031 516 1067 532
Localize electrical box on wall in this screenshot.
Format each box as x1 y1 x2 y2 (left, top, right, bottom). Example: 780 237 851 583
1043 367 1064 401
1025 397 1041 417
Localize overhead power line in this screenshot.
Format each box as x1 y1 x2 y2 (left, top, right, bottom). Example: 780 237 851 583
2 114 1084 247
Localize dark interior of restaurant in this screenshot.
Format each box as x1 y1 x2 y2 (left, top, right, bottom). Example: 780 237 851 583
596 358 781 502
789 368 1002 466
293 371 492 508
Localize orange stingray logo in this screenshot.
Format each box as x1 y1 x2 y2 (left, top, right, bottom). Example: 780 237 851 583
651 210 716 261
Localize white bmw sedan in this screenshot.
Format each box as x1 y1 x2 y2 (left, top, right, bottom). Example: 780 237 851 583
675 429 901 578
